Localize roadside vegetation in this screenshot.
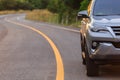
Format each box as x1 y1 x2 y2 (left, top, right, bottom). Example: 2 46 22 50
0 10 29 15
0 0 90 27
26 10 59 24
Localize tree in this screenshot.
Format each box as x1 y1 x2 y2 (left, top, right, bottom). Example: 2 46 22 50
47 0 59 13
27 0 48 9
80 0 90 10
0 0 17 10
16 1 34 10
0 0 33 10
64 0 82 10
47 0 82 24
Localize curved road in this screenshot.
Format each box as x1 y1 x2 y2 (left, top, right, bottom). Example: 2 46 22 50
0 14 120 80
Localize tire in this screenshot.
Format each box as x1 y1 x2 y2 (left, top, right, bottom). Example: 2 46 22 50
82 53 86 65
85 42 99 76
80 34 86 65
86 57 99 76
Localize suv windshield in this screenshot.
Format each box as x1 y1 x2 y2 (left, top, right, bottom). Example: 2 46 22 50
93 0 120 16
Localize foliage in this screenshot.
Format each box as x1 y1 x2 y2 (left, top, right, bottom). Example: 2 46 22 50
47 0 83 24
0 0 90 26
64 0 82 10
47 0 59 13
26 9 58 23
27 0 48 9
80 0 90 10
0 0 33 10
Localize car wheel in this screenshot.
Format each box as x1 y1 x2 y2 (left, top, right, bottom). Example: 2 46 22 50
85 42 99 76
80 35 86 65
82 55 86 65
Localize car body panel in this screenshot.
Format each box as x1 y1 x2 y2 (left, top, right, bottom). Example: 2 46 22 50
80 0 120 63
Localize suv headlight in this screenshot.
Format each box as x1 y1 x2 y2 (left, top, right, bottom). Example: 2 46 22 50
91 26 108 32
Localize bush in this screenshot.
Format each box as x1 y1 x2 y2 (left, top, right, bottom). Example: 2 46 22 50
26 9 58 23
80 0 90 11
0 0 34 10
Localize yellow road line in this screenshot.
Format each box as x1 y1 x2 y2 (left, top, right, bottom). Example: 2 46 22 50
5 18 64 80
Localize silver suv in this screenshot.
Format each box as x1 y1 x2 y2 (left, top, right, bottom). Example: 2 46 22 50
79 0 120 76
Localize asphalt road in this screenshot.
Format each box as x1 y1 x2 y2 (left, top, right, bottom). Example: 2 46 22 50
0 14 120 80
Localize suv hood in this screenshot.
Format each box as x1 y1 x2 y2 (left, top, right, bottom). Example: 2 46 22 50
93 16 120 26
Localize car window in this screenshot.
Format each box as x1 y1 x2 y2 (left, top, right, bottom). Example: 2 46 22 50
93 0 120 16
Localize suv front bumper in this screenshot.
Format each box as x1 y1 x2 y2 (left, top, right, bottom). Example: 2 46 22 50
90 42 120 60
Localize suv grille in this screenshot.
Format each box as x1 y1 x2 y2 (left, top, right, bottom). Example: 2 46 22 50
111 26 120 36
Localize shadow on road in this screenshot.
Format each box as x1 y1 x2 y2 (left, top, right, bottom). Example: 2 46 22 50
100 65 120 78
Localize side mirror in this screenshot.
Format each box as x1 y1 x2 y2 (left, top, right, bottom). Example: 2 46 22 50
77 10 89 20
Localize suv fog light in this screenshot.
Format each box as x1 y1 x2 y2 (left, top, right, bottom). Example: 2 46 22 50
92 42 99 49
